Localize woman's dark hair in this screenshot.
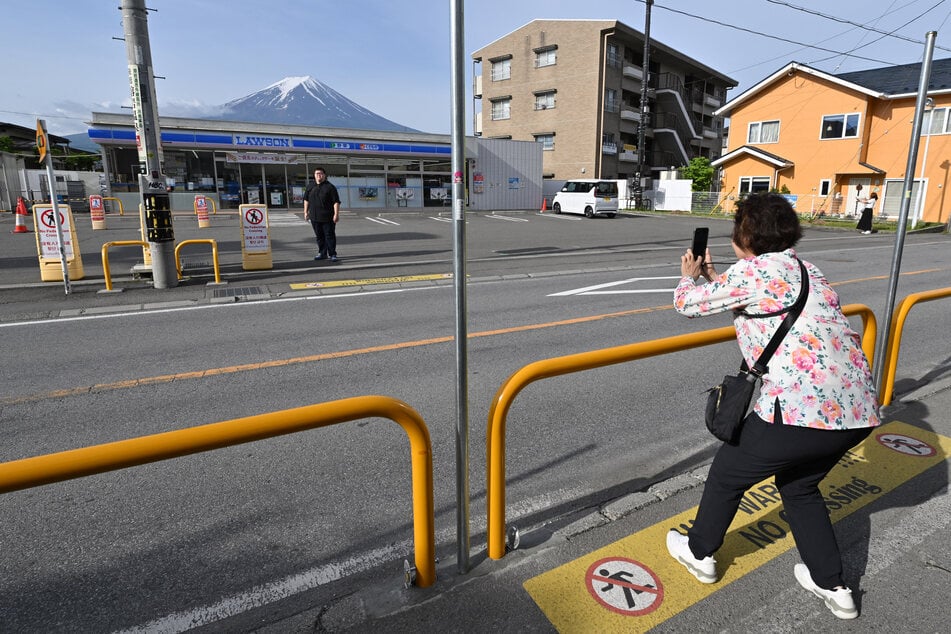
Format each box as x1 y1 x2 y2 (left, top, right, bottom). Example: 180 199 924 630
732 193 803 255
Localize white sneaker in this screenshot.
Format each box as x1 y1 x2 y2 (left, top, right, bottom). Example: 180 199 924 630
794 563 858 619
666 530 717 583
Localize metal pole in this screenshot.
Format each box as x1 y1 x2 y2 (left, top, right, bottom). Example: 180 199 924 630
449 0 470 574
636 0 653 202
912 98 933 229
872 31 936 392
37 119 70 295
120 0 177 288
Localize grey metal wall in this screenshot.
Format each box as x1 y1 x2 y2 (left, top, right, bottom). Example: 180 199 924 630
467 137 542 211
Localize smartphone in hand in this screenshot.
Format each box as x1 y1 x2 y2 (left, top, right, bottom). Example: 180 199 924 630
691 227 709 263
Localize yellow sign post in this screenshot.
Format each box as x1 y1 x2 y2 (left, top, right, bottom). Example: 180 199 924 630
239 204 272 270
33 204 85 281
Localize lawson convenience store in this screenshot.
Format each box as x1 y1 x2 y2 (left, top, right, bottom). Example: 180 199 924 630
89 111 458 212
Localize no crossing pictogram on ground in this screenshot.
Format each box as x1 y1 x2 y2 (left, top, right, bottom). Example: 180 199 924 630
585 556 664 616
876 432 936 457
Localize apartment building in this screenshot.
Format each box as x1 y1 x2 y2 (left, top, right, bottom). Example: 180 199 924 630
471 19 737 187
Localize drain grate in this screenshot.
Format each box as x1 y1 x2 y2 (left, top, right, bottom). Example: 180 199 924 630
212 286 269 299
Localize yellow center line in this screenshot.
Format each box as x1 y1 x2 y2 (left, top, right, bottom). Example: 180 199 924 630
2 267 942 406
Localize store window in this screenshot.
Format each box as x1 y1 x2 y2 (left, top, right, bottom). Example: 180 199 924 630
422 158 451 208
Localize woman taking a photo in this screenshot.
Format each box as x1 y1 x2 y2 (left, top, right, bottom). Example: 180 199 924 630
668 193 881 619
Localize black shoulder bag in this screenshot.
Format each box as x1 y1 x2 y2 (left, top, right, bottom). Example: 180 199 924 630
704 259 809 444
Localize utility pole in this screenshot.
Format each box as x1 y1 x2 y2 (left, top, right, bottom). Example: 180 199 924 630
120 0 177 288
636 0 653 207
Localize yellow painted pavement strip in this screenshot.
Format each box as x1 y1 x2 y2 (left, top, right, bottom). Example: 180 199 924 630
523 420 950 632
289 273 453 289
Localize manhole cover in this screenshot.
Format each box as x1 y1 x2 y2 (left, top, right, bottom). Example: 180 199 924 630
212 286 269 299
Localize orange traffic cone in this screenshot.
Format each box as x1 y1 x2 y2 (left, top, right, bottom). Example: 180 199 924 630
540 198 547 212
13 196 30 233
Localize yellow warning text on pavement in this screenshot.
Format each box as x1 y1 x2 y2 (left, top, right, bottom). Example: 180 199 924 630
524 420 950 633
289 273 452 290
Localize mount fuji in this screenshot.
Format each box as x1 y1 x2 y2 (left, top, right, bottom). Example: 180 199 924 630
212 76 417 132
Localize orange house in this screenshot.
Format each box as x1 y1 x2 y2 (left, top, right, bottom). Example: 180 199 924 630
713 59 951 224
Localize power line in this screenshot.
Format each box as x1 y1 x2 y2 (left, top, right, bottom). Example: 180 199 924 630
638 0 904 66
766 0 951 53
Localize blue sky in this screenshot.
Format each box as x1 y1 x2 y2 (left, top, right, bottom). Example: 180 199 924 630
3 0 950 137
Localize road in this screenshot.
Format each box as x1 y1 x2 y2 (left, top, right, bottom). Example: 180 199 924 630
1 211 948 631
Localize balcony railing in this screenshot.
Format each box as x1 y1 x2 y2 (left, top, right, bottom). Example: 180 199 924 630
602 142 618 155
620 108 641 121
619 150 638 162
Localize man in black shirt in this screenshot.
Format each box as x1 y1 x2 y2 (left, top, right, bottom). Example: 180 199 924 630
303 167 341 262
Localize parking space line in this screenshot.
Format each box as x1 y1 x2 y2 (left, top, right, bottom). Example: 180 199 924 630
366 216 400 226
487 215 530 222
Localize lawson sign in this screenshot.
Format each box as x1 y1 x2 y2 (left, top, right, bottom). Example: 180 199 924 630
233 134 291 148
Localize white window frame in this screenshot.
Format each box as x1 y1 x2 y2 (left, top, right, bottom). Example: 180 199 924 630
490 58 511 81
533 133 555 150
535 48 557 68
747 120 780 144
739 176 771 195
534 91 556 110
820 113 860 139
818 179 832 197
490 97 511 121
922 107 950 135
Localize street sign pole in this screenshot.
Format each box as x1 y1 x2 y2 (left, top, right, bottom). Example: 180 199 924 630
36 119 70 295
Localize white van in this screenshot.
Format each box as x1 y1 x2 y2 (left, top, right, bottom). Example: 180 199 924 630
552 180 619 218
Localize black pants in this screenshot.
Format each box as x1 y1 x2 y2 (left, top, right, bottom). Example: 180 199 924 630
311 220 337 257
856 207 873 231
687 413 872 589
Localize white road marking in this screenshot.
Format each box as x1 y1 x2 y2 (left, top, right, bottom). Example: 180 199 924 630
549 276 683 296
486 214 529 222
0 286 443 329
367 216 400 226
429 216 453 223
266 212 308 226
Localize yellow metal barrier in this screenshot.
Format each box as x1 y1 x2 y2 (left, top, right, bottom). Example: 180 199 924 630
486 304 876 559
101 240 149 291
0 395 436 587
102 196 125 216
174 239 222 283
880 287 951 406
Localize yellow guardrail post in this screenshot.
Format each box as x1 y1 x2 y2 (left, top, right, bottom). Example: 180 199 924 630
0 395 436 588
102 196 125 216
174 239 223 284
486 304 875 560
101 240 150 292
880 287 951 406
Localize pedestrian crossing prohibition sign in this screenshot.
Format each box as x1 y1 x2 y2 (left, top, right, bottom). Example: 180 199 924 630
585 556 664 616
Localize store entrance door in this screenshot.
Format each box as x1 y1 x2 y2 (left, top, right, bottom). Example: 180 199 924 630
241 165 265 206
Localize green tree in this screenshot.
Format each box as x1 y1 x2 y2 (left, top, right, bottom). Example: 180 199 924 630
681 157 714 192
0 136 14 153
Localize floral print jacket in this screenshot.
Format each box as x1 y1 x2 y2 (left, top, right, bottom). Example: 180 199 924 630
674 248 880 430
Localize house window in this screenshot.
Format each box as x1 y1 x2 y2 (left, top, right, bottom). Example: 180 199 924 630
923 107 949 134
490 58 511 81
882 179 923 217
534 91 556 110
819 179 831 197
490 97 511 120
821 113 860 139
534 133 555 150
747 120 780 144
534 46 557 68
739 176 771 195
604 88 619 113
607 43 621 69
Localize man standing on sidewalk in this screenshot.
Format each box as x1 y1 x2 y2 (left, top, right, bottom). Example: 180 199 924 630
303 167 341 262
